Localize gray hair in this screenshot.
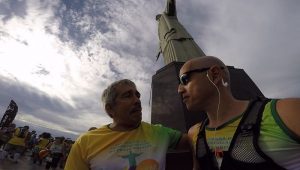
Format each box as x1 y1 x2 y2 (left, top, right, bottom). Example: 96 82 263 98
101 79 136 107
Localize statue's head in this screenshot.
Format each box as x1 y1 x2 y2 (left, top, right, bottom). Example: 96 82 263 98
156 14 162 21
165 0 176 16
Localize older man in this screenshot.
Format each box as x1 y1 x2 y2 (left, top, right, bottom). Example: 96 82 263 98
65 79 189 170
178 56 300 170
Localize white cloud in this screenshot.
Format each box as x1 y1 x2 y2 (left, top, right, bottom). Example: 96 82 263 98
180 0 300 98
0 0 299 137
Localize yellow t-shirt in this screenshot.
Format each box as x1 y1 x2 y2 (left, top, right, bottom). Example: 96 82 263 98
8 128 28 147
37 138 50 149
65 122 181 170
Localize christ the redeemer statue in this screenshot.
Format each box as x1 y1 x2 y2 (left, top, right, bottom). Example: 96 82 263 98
156 0 205 65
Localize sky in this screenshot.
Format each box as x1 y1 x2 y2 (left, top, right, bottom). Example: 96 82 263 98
0 0 299 139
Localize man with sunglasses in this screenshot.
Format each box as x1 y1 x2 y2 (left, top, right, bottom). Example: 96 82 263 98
65 79 189 170
178 56 300 170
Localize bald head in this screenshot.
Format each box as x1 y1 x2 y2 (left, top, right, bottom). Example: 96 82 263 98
185 56 226 70
180 56 230 82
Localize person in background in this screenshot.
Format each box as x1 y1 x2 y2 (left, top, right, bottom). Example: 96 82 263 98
0 123 16 149
65 79 190 170
59 138 73 169
45 136 65 170
177 56 300 170
4 125 30 163
32 132 51 165
27 130 37 150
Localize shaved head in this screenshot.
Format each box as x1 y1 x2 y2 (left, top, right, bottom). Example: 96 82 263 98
178 56 231 112
180 56 230 82
185 56 226 70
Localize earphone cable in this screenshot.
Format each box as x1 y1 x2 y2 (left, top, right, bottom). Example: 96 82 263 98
206 74 221 157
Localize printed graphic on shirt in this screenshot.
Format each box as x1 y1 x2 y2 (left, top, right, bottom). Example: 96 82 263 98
109 141 158 170
91 140 162 170
206 115 242 167
206 135 233 166
78 122 181 170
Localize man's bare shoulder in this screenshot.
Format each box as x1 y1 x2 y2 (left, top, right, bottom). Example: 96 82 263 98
276 98 300 137
188 123 201 139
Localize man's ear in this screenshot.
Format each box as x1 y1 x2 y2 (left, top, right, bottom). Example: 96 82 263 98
105 104 114 118
210 65 223 85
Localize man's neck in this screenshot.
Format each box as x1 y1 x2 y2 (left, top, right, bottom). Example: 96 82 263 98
206 97 249 128
108 122 141 131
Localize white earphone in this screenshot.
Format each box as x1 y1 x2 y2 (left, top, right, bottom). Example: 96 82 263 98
206 73 216 87
206 72 228 87
222 79 228 87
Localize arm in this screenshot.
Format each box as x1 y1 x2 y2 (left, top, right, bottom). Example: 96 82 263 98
175 133 190 150
64 141 89 170
188 124 201 170
46 142 52 149
276 98 300 137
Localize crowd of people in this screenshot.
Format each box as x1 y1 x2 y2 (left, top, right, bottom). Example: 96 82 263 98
0 124 74 169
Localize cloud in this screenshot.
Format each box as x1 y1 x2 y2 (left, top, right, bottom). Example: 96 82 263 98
0 0 27 22
0 0 159 136
33 65 50 76
175 0 300 98
0 74 110 134
0 0 299 137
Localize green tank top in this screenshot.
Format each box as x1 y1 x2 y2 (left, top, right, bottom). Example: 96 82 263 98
200 99 300 169
259 99 300 169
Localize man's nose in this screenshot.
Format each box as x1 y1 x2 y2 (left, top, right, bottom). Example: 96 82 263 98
178 84 185 94
134 95 141 104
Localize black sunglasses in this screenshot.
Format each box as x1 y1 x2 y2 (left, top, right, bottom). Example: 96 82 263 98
179 67 224 85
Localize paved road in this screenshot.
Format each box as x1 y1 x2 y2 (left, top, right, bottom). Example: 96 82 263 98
0 152 63 170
